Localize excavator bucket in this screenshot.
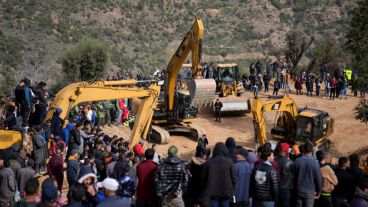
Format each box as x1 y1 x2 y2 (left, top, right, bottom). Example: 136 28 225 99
187 79 217 110
215 96 251 114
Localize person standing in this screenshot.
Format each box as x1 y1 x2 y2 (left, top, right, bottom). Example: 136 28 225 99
251 147 278 207
315 150 338 207
47 148 65 192
32 126 46 175
332 157 355 207
202 142 236 207
214 99 223 123
263 74 270 93
21 78 32 127
233 146 252 207
294 142 322 207
324 76 331 98
136 149 158 207
315 78 321 96
273 79 280 96
330 77 336 100
340 77 348 99
350 179 368 207
197 134 209 152
17 159 36 198
68 123 83 155
186 148 209 207
96 178 127 207
295 77 302 95
155 146 188 207
67 150 80 191
0 158 16 207
13 178 39 207
274 143 295 207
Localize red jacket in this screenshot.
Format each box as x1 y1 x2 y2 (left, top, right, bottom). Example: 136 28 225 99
331 79 336 88
134 144 145 156
136 160 158 200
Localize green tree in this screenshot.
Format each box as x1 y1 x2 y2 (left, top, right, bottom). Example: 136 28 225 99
355 99 368 123
284 31 314 71
61 38 109 82
347 0 368 82
347 0 368 123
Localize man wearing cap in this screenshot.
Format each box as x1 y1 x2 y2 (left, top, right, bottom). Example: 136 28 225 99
17 159 36 198
155 145 188 207
275 143 295 207
97 178 129 207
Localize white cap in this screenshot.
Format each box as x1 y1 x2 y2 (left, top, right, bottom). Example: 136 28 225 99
97 178 119 191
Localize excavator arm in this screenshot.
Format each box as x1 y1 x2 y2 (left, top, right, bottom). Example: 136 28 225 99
251 96 298 146
45 79 161 149
165 17 204 111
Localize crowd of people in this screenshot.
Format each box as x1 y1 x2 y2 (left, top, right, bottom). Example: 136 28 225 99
0 70 367 207
241 60 367 100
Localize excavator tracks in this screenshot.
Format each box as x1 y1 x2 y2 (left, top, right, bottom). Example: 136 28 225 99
150 123 205 144
150 125 171 144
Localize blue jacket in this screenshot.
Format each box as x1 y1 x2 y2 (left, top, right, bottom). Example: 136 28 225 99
61 123 73 146
234 160 252 203
295 155 322 194
119 175 136 198
96 196 130 207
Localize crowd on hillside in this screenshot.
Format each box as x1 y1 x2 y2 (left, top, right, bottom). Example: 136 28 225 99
241 61 367 99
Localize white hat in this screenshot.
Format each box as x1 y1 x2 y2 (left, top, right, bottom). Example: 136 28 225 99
97 178 119 191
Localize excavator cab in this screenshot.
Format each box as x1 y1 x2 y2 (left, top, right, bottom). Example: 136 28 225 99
296 109 333 148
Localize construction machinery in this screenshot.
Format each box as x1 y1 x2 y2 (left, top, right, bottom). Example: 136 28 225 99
150 17 216 143
213 63 251 114
44 79 162 149
251 95 334 149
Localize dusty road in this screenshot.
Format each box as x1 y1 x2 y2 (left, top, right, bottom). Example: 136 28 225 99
103 87 368 160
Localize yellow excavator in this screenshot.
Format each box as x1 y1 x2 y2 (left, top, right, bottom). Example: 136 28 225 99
251 96 334 149
42 79 162 150
149 17 216 143
213 63 251 114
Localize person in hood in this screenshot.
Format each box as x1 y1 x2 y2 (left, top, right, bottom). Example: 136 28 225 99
76 164 100 207
61 122 74 146
155 145 188 207
51 108 63 137
225 137 237 162
203 142 236 207
186 147 210 207
350 179 368 207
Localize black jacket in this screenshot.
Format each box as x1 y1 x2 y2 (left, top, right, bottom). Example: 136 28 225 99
155 156 189 197
252 161 278 202
203 143 236 199
275 155 295 190
69 129 81 150
333 168 355 201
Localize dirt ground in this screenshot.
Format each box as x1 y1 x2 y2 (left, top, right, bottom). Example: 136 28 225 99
102 86 368 161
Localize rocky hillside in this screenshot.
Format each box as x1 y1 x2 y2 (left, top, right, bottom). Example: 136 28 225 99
0 0 354 85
